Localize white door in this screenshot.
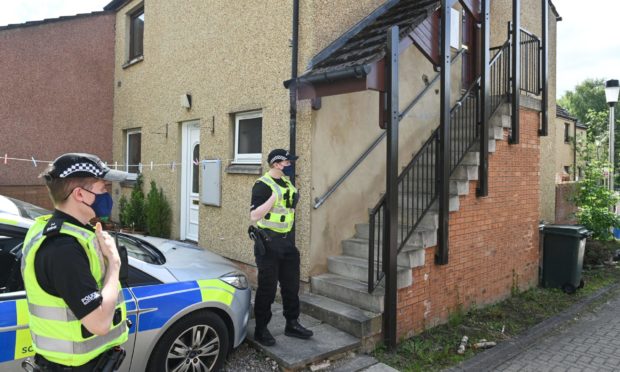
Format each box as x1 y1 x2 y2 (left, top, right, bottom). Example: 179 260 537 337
181 121 200 241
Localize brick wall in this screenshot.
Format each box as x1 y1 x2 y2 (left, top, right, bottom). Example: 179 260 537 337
0 13 115 187
396 108 541 339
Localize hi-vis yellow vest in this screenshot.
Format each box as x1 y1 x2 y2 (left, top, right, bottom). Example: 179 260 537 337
256 173 297 233
21 215 128 367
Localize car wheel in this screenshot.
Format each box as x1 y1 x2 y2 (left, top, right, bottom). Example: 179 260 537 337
147 311 229 372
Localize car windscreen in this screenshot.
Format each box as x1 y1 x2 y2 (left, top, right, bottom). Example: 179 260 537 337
114 233 165 265
6 196 51 219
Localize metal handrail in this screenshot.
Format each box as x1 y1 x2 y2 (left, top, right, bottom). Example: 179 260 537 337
313 49 466 209
368 36 519 293
368 77 483 293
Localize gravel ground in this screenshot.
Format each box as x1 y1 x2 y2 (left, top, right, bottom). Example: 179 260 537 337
223 343 373 372
222 343 277 372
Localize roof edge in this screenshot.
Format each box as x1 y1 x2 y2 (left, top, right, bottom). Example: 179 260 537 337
104 0 131 11
549 0 562 21
284 64 372 89
0 11 111 32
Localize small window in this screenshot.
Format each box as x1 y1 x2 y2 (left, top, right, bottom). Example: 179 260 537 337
126 129 142 173
192 144 200 193
129 7 144 60
234 111 262 164
564 123 570 143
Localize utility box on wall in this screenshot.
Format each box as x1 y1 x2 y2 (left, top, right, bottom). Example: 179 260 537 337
200 159 221 206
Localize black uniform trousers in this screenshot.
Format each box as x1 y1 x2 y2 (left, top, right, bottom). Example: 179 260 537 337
253 231 300 330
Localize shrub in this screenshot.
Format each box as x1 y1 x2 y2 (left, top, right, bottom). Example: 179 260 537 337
119 174 146 231
145 180 172 238
584 239 618 266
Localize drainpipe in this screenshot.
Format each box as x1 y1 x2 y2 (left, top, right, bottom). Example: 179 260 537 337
289 0 299 185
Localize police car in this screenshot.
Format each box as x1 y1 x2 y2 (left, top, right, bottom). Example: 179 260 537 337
0 211 251 371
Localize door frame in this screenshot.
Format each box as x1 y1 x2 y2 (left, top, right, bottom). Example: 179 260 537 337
180 120 200 241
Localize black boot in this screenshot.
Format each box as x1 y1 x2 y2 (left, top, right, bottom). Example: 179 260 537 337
254 327 276 346
284 319 313 339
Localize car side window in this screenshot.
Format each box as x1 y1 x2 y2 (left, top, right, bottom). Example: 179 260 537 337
127 266 162 287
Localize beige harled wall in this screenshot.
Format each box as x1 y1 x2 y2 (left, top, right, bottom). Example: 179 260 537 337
111 0 556 279
111 0 294 268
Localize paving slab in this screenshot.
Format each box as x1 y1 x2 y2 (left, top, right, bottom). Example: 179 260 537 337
247 322 360 370
331 354 379 372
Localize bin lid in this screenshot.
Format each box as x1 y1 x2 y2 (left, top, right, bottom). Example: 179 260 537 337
543 224 591 238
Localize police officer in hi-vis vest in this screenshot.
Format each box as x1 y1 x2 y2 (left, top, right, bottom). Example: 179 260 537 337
249 149 313 346
22 153 131 371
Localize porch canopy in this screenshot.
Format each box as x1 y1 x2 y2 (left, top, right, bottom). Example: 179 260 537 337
284 0 477 100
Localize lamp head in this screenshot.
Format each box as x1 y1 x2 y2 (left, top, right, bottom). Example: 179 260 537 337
605 79 619 106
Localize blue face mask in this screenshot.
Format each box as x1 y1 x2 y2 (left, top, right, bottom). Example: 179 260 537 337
82 189 113 219
282 164 294 178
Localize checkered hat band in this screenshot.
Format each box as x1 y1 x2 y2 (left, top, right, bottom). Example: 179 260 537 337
270 155 287 164
59 163 104 178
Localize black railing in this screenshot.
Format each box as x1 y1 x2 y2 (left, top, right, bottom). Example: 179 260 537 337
368 79 482 292
366 28 540 293
490 41 511 115
519 28 541 95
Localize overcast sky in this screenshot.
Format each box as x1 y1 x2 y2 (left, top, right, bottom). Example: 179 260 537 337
0 1 618 99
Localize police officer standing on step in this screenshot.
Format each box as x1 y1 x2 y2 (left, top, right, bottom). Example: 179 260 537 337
250 149 313 346
22 153 131 371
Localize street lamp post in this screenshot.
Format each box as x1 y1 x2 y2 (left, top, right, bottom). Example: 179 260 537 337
605 79 619 193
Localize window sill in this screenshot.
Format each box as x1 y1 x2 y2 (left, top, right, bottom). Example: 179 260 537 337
122 55 144 69
225 164 262 175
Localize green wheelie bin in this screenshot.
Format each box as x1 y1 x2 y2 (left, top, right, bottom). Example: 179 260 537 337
541 225 591 294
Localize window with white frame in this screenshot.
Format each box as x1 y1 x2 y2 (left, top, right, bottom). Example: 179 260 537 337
234 111 262 164
126 129 142 173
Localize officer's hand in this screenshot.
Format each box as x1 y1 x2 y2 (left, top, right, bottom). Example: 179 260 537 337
95 222 120 268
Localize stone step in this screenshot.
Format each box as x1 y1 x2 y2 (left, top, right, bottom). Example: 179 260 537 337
396 173 470 196
451 125 502 141
413 151 480 167
355 224 437 247
247 307 360 370
490 113 511 129
342 238 426 268
469 139 497 153
327 255 412 289
299 292 382 339
312 273 385 313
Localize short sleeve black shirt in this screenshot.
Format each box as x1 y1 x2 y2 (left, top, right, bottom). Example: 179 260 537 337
34 210 103 320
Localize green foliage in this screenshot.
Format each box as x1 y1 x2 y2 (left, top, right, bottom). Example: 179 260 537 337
119 174 146 231
573 141 620 240
558 78 608 125
372 268 620 372
584 239 618 266
118 194 129 227
145 180 172 238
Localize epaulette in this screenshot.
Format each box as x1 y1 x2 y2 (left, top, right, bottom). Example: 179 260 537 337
43 216 65 237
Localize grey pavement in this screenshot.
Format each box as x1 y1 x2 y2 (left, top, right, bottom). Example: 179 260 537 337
450 283 620 372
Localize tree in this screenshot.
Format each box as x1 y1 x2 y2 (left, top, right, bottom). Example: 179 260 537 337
560 78 620 183
573 138 620 240
558 79 607 125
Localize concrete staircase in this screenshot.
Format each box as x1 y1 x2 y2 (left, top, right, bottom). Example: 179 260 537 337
246 103 512 370
300 102 511 345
